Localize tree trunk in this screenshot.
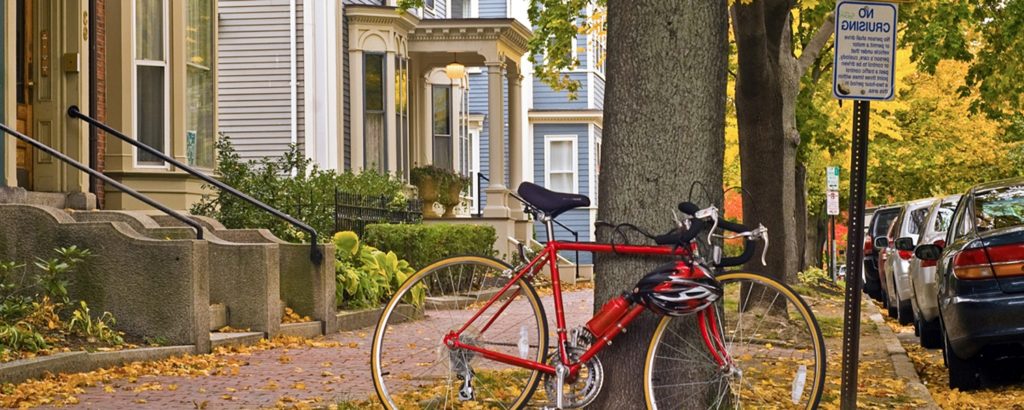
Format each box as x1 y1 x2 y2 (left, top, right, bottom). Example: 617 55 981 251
733 0 799 283
795 162 808 273
805 208 828 269
591 0 728 408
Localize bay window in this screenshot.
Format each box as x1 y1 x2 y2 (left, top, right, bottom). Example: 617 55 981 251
186 0 214 168
364 53 386 172
395 56 409 180
432 85 452 170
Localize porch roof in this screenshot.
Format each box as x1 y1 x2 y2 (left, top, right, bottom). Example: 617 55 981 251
408 18 533 65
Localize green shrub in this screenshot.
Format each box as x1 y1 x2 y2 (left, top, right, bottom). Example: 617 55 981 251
362 223 496 272
191 136 410 242
332 231 423 310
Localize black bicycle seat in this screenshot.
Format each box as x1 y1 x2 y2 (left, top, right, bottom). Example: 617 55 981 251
517 182 590 218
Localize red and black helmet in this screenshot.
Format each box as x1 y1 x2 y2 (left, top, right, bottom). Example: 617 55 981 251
634 261 722 317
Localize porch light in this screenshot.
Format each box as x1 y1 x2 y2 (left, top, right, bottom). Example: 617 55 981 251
446 53 466 80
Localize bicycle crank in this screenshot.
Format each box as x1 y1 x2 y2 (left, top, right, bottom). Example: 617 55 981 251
542 346 603 408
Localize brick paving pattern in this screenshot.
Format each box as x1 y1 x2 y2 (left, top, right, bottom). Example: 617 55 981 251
47 290 593 410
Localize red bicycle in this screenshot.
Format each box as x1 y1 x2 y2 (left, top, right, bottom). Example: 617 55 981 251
371 182 825 409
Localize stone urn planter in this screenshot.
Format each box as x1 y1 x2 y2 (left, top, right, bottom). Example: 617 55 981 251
439 174 469 218
411 166 445 218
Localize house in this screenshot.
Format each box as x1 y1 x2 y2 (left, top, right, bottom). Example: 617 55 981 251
0 0 218 211
218 0 604 266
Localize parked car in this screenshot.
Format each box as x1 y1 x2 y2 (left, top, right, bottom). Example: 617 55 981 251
879 198 937 325
864 204 903 301
916 179 1024 389
907 195 959 348
876 218 898 311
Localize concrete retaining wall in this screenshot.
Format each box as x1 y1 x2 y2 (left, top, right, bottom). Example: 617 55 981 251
0 205 210 353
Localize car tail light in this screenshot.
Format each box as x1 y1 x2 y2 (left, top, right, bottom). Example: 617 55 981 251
952 247 994 280
983 243 1024 278
898 249 913 260
864 235 873 254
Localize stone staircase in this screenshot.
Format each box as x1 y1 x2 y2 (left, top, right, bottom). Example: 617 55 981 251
0 202 336 355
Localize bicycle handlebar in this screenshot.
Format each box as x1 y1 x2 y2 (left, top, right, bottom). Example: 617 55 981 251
675 201 764 267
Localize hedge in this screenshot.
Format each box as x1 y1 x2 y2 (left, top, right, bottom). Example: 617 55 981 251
362 223 497 272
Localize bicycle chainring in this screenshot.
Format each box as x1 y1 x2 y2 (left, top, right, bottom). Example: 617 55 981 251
542 346 603 408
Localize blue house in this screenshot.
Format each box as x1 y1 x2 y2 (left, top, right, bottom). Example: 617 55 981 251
217 0 603 271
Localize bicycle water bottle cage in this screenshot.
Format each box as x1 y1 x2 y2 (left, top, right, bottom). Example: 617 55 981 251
518 182 590 219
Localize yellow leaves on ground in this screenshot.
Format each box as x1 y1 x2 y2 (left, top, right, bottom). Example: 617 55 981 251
282 307 313 324
0 335 340 408
904 340 1024 409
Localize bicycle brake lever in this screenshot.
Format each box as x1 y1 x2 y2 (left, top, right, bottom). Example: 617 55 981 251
704 208 719 245
759 224 769 266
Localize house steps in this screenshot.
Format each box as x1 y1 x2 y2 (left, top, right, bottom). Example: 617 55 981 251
210 332 265 349
0 203 336 357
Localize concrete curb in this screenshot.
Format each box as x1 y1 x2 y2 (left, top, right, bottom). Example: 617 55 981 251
867 302 940 409
0 345 194 385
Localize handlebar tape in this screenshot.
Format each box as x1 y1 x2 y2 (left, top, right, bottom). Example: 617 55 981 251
677 201 700 215
717 219 756 267
654 218 706 246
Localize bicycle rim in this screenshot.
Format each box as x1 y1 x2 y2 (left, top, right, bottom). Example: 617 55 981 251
371 256 549 409
643 271 825 409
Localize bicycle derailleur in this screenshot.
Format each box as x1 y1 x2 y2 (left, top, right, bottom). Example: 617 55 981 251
542 327 604 409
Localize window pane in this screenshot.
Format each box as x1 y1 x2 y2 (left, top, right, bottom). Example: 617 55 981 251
365 54 384 111
136 0 163 61
550 140 573 171
975 186 1024 232
365 112 385 172
187 0 212 68
433 135 452 170
550 173 573 193
432 85 450 135
137 65 165 164
187 65 214 168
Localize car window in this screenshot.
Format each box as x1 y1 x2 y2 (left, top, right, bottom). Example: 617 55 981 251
872 209 899 237
887 218 898 240
974 185 1024 232
934 208 953 233
908 207 929 234
959 199 975 237
948 196 969 243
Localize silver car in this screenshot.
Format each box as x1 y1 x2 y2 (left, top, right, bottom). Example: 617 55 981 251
905 195 959 348
880 198 936 325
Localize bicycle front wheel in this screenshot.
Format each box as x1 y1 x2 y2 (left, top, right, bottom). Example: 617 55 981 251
643 271 825 409
371 256 549 409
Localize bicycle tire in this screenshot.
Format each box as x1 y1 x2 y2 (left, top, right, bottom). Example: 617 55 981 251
371 256 550 409
643 271 826 409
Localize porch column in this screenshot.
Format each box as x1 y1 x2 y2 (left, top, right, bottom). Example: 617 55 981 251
349 49 364 172
483 61 509 218
507 69 525 219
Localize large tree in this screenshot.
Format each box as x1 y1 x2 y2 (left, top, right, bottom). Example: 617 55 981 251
590 0 728 407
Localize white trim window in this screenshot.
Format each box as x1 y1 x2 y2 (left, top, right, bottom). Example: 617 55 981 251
544 135 578 194
186 0 214 169
134 0 169 167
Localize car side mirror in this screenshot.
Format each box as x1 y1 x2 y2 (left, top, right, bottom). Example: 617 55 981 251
915 244 943 261
894 237 915 251
874 237 889 249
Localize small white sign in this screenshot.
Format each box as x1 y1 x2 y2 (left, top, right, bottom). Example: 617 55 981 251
833 0 899 101
826 166 840 191
827 191 841 216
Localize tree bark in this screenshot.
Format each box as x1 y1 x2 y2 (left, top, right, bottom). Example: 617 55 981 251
591 0 728 408
795 162 808 273
733 0 799 283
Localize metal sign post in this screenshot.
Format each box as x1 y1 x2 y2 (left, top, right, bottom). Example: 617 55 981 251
832 1 898 408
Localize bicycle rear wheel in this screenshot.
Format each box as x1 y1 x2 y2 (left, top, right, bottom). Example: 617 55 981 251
371 256 549 409
643 271 825 409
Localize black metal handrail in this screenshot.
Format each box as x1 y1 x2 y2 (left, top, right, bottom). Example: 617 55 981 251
0 123 205 240
475 173 582 279
67 106 322 264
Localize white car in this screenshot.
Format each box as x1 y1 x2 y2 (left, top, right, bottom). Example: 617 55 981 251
880 198 936 325
906 194 959 348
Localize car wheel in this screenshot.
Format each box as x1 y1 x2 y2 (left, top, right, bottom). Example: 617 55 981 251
898 300 914 326
913 315 921 337
920 318 942 349
943 323 983 390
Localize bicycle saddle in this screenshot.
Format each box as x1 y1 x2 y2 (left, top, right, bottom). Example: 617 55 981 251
517 181 591 218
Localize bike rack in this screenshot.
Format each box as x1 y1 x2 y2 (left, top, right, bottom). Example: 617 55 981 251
0 122 205 240
67 106 322 264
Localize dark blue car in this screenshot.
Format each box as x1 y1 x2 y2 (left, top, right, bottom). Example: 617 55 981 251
916 178 1024 389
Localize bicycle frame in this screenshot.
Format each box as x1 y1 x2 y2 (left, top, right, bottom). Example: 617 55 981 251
442 236 732 377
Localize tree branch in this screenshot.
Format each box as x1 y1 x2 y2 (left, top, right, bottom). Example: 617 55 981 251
797 12 835 75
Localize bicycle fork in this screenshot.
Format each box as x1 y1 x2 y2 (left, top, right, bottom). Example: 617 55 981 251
699 308 735 372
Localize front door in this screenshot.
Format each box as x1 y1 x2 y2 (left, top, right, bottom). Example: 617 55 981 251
15 0 33 189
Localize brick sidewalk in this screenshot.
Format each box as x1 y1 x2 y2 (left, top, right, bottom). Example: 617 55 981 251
42 290 594 410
